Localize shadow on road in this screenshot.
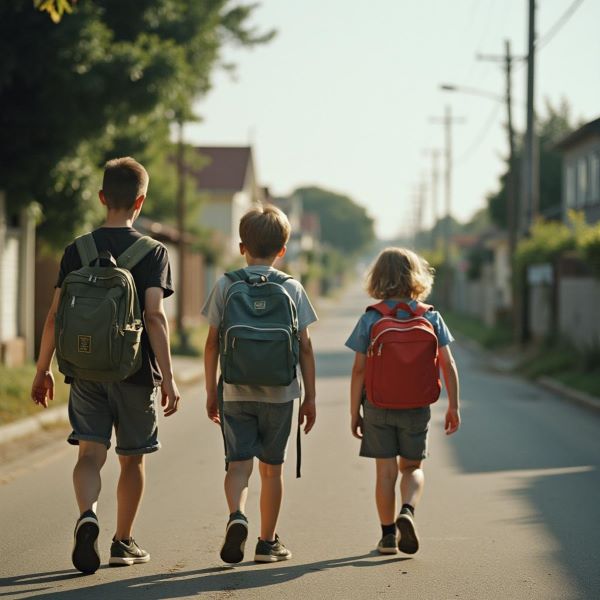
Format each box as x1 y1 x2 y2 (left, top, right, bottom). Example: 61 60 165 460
445 346 600 598
0 553 411 599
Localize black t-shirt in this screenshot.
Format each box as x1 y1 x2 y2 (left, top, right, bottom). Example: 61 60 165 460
56 227 174 387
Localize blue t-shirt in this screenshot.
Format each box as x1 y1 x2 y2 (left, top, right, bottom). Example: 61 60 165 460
345 299 454 354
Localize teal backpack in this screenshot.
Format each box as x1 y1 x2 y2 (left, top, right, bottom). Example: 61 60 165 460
55 232 160 382
219 269 299 386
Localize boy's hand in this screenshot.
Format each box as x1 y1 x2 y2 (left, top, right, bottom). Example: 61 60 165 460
445 408 460 435
31 369 55 408
299 397 316 434
206 391 220 425
351 412 363 439
161 378 181 417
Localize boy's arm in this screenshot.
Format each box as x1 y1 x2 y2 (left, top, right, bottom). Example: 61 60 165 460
439 344 460 435
204 326 220 424
31 289 61 408
298 328 316 434
350 352 366 439
144 287 180 416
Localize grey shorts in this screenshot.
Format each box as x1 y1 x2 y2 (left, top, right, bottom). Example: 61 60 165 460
222 401 294 465
360 402 431 460
68 379 160 455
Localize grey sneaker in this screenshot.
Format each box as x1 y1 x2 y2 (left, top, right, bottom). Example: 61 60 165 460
377 532 398 555
109 538 150 566
254 535 292 563
72 509 100 574
220 511 248 564
396 512 419 554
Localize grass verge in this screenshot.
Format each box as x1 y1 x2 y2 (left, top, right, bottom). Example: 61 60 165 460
0 362 70 426
443 311 513 349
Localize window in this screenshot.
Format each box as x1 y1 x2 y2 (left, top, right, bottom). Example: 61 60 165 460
577 157 588 206
590 152 600 204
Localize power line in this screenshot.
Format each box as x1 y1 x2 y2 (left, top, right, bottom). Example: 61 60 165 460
536 0 585 52
455 102 502 166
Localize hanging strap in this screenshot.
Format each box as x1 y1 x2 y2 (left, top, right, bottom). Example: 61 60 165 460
296 376 303 478
117 236 161 270
74 233 99 267
366 301 433 317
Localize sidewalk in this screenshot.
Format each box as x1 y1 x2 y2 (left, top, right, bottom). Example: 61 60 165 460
0 355 204 446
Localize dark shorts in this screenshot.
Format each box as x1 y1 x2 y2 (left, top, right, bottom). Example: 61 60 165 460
222 401 294 465
68 379 160 455
360 402 431 460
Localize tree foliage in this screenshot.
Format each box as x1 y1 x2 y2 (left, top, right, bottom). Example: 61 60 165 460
487 99 576 229
291 186 375 255
1 1 273 249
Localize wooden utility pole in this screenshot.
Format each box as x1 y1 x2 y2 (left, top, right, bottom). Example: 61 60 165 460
175 120 189 351
523 0 538 230
429 106 464 307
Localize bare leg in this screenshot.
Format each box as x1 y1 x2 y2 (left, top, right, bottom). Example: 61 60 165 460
399 458 424 509
73 441 107 515
258 461 283 541
225 459 253 514
375 458 399 525
115 454 145 540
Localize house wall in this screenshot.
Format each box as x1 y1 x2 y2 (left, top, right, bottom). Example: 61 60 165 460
559 276 600 349
1 231 19 342
563 135 600 223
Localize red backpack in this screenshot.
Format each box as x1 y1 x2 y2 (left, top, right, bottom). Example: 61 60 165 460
364 301 441 409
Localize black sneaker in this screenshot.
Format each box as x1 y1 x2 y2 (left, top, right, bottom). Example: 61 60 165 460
377 532 398 555
254 535 292 563
396 512 419 554
220 511 248 564
72 509 100 574
109 538 150 566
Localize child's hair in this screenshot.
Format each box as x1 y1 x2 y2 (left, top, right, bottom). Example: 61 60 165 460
102 157 149 210
367 247 434 301
239 205 291 258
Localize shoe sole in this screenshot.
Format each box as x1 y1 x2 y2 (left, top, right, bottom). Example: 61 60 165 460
72 519 100 574
396 514 419 554
220 520 248 564
377 545 399 555
109 554 151 566
254 552 292 563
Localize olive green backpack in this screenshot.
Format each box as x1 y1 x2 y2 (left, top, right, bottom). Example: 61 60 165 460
55 233 160 382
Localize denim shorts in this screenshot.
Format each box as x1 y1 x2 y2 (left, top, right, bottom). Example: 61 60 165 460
360 402 431 460
221 401 294 465
67 379 160 455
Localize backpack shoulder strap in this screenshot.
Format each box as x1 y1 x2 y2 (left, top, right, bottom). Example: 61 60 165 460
412 302 433 317
74 233 99 267
224 269 249 283
267 270 293 285
366 302 395 317
117 236 161 270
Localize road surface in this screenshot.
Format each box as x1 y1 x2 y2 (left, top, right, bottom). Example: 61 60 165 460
1 283 599 599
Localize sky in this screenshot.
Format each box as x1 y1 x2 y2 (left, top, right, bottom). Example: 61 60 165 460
187 0 600 239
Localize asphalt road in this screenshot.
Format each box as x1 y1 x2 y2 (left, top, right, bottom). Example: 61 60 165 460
1 283 599 600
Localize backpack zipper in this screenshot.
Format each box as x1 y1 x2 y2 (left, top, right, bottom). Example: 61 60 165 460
223 325 292 353
368 325 437 356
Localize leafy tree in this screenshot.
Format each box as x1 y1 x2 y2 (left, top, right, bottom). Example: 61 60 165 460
487 99 576 229
291 186 375 255
0 1 273 249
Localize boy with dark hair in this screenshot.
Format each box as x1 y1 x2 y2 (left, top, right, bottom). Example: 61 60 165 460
203 205 318 564
31 156 181 574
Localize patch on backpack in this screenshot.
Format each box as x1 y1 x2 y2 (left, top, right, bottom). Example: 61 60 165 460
78 335 92 353
254 300 267 311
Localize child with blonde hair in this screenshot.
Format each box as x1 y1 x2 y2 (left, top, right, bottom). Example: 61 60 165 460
345 247 460 555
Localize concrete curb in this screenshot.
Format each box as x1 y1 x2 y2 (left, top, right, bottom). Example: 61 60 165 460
458 337 600 413
0 404 69 445
537 376 600 413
